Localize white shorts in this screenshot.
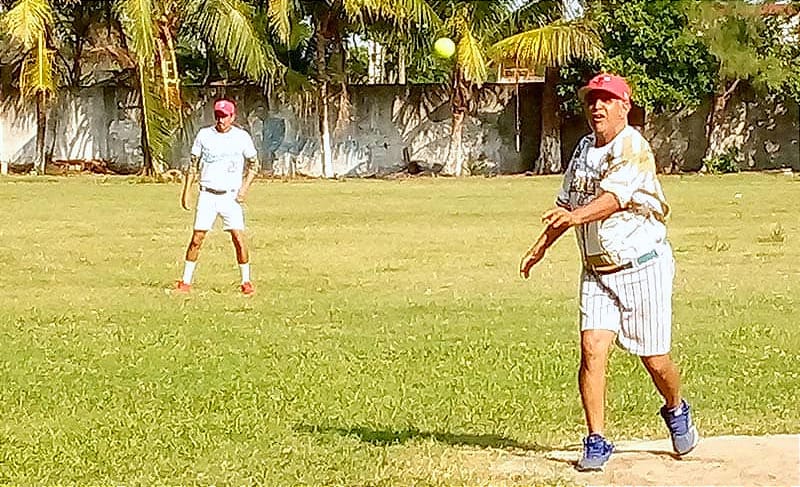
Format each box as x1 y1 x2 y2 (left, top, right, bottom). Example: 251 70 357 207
580 248 675 356
193 190 245 231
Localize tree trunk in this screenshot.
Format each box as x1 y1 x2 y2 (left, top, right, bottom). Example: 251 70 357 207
446 110 466 176
398 46 406 85
35 92 46 174
367 40 384 84
136 69 156 177
444 70 469 176
72 35 83 87
535 66 561 174
333 35 350 137
316 22 333 178
140 114 154 176
319 81 334 177
703 78 740 167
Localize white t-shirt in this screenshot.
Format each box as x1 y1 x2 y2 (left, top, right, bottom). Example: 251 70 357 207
190 126 257 191
557 125 670 270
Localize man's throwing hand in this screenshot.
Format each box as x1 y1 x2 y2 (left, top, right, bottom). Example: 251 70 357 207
519 245 545 279
542 207 579 229
236 189 248 203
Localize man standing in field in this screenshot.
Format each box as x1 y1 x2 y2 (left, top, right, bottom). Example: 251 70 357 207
176 98 259 295
519 73 698 471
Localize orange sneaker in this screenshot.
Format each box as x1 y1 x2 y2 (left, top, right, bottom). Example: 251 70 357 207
240 282 255 295
175 280 191 293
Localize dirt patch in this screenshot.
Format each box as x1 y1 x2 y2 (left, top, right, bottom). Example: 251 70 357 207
481 434 799 486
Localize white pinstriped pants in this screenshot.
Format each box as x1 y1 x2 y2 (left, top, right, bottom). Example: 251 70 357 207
580 247 675 356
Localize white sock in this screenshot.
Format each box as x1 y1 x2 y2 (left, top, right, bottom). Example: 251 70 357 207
182 261 197 284
239 263 250 284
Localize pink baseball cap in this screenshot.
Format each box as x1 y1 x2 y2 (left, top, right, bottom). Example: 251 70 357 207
578 73 631 102
213 99 236 117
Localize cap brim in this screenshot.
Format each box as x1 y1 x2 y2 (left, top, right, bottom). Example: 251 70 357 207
578 86 626 103
214 110 233 118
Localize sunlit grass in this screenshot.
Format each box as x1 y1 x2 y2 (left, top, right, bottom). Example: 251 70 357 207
0 173 797 485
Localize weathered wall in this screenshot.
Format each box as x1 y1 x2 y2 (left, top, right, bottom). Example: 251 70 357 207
0 83 541 176
562 89 799 172
1 82 797 174
645 89 800 172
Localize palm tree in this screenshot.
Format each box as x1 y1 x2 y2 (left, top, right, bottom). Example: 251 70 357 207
423 0 513 176
1 0 58 174
490 1 602 174
268 0 439 177
114 0 282 175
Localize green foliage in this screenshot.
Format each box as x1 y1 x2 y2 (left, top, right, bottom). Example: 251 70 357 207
686 0 794 95
589 0 717 112
761 7 800 102
704 148 741 174
402 0 517 85
406 51 452 84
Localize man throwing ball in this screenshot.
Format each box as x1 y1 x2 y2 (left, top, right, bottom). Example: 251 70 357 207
176 98 259 295
519 73 698 471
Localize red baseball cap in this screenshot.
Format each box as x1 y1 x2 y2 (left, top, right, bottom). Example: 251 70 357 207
578 73 631 103
213 99 236 117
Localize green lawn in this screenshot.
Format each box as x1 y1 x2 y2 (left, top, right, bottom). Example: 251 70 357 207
0 173 798 485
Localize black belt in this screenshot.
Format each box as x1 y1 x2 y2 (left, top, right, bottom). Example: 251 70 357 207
591 249 659 275
200 185 233 195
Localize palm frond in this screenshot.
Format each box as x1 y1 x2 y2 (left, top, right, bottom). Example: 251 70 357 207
344 0 440 29
19 32 55 97
268 0 292 45
457 27 487 85
509 0 561 31
489 20 602 69
139 69 179 172
190 0 283 86
391 0 441 28
441 0 512 43
1 0 52 48
116 0 156 64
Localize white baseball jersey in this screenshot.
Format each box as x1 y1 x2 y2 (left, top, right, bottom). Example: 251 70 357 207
557 125 670 272
559 125 675 356
191 126 257 192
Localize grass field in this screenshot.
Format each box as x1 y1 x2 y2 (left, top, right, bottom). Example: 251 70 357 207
0 173 798 485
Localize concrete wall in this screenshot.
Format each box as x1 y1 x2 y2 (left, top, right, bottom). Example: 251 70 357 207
1 82 797 175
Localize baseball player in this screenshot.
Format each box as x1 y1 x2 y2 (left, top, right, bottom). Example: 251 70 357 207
175 98 260 295
519 73 698 471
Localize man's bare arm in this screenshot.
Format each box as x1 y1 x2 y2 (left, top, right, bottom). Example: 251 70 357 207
520 222 570 278
181 155 199 210
237 156 260 202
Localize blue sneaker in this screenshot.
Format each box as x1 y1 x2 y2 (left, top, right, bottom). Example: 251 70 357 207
660 400 699 455
576 433 614 471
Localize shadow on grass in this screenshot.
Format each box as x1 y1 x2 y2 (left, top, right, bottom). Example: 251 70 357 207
296 424 548 452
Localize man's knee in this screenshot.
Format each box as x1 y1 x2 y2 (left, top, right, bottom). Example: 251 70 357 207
229 230 245 243
580 330 614 368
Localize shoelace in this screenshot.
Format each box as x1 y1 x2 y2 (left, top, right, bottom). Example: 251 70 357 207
663 405 690 435
585 436 611 457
